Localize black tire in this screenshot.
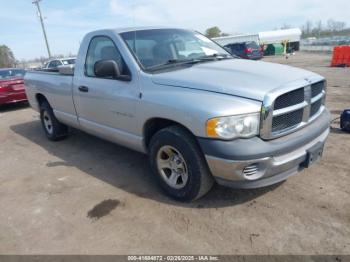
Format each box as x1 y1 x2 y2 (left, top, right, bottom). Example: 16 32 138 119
39 101 68 141
149 125 214 201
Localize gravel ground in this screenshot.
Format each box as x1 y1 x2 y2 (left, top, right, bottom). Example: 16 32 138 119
0 52 349 255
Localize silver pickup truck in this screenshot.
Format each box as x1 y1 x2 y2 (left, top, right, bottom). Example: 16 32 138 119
25 27 330 201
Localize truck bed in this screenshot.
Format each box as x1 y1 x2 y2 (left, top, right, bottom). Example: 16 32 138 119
24 70 77 125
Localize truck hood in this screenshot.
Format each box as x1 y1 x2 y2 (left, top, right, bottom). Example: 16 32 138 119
151 59 322 101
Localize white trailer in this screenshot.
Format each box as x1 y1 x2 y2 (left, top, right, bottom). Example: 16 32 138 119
258 28 302 44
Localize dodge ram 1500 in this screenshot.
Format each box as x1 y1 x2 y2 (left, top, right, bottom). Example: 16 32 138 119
25 27 330 201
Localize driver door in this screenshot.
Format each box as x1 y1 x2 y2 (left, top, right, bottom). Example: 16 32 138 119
73 36 140 141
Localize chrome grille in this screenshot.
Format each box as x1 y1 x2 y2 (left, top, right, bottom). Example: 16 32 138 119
310 99 322 117
311 81 325 98
272 109 304 132
274 88 304 110
260 79 326 139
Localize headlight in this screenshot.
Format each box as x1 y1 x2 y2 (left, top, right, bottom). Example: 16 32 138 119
206 113 260 140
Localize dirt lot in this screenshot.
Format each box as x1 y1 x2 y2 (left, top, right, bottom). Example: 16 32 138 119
0 52 349 255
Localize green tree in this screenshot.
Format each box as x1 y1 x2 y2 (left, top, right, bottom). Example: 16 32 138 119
0 45 16 68
205 26 222 38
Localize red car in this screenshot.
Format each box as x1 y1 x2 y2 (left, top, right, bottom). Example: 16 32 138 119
0 68 27 106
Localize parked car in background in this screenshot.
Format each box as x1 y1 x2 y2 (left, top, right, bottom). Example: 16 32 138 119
0 68 27 106
42 57 76 70
224 41 263 60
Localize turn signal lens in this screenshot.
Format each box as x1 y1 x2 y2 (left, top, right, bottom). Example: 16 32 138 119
207 118 219 137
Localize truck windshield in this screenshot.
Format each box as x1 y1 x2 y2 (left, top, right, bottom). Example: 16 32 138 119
120 29 231 72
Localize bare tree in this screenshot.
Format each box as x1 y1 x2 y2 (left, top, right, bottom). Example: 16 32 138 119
316 20 322 35
281 23 291 29
305 20 313 35
327 19 346 32
302 19 348 38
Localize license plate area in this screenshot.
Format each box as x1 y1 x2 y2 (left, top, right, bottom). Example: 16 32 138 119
301 142 324 168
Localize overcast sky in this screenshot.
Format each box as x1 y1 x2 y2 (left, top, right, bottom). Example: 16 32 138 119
1 0 349 60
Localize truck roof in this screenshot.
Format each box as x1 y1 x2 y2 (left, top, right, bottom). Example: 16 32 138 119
88 26 189 35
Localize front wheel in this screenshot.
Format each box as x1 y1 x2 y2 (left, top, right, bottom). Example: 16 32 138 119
40 101 68 141
149 126 214 201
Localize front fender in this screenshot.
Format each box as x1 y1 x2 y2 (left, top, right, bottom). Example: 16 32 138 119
137 79 262 138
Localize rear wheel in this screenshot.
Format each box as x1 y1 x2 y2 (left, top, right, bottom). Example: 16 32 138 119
149 126 214 201
40 101 68 141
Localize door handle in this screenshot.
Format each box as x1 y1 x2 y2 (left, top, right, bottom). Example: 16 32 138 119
78 86 89 92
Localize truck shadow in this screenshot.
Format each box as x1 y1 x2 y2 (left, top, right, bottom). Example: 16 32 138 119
10 120 282 208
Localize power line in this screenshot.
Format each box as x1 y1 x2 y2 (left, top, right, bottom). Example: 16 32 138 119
32 0 52 58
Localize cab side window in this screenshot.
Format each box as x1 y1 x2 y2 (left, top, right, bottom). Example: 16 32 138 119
85 36 128 77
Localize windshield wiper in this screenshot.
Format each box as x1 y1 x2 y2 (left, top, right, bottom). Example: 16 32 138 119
198 53 234 60
147 54 235 72
147 58 202 71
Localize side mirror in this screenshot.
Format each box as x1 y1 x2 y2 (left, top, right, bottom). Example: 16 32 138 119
94 60 120 79
94 60 131 81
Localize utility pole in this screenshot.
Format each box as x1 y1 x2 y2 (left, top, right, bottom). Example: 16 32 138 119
32 0 52 58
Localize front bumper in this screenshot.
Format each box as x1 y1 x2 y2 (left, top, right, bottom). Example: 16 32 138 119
198 109 331 189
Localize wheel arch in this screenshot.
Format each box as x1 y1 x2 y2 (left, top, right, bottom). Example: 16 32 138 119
143 117 197 151
35 93 49 108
